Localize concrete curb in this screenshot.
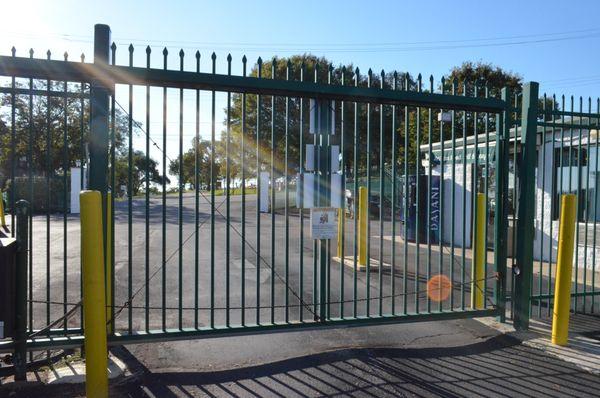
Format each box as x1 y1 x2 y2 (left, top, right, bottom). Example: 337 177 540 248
476 315 600 375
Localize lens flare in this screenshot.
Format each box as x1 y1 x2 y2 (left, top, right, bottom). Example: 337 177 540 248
427 274 452 302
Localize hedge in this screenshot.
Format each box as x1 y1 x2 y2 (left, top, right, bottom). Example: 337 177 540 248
3 175 70 213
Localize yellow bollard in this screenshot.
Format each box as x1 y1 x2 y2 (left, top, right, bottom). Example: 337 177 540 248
552 194 577 346
105 192 113 334
471 193 486 309
0 191 6 227
358 186 368 267
80 190 108 398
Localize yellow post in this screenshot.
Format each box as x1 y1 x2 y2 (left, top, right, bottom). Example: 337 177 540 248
105 192 113 334
0 191 6 227
552 194 577 346
80 190 108 398
471 193 486 309
358 186 368 266
337 208 343 258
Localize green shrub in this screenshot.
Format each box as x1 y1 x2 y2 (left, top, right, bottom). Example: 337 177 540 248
4 175 70 213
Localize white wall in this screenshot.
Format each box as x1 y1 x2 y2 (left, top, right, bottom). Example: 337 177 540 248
533 141 557 263
440 164 472 248
533 140 600 269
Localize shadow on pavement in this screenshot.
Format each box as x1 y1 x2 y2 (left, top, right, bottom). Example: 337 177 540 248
110 334 600 397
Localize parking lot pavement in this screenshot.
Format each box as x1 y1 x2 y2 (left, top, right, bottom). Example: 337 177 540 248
27 192 489 334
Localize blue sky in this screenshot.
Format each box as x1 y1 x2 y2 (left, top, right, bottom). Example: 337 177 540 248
3 0 600 97
2 0 600 182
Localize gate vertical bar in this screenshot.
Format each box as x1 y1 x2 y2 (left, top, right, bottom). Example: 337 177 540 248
494 87 510 322
145 46 152 332
241 55 247 326
366 70 373 317
426 76 433 313
483 84 490 308
127 45 134 335
162 48 168 331
353 69 360 317
226 54 232 327
179 50 185 330
256 58 263 325
439 77 446 312
378 71 385 317
270 59 276 325
28 52 34 341
194 51 201 329
210 53 216 329
391 72 398 315
9 48 15 237
299 62 305 322
62 58 69 332
284 61 291 323
339 67 346 319
14 200 29 381
109 44 116 334
514 82 539 330
45 51 51 333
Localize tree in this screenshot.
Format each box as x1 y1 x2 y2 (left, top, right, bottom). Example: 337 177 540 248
0 81 97 180
115 150 170 196
443 61 522 97
0 80 169 197
170 57 529 189
168 137 212 190
223 55 415 181
403 62 529 173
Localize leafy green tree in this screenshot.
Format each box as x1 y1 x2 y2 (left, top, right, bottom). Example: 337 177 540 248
224 55 414 181
115 150 170 196
0 80 168 197
217 57 531 186
0 81 98 180
168 137 213 190
407 62 529 173
443 61 522 97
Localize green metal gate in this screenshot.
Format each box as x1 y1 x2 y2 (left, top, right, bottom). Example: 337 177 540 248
0 24 513 354
510 90 600 321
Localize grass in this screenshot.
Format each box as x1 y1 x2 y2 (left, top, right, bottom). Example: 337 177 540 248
213 187 258 196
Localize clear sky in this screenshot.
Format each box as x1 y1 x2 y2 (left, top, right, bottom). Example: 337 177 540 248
2 0 600 97
2 0 600 183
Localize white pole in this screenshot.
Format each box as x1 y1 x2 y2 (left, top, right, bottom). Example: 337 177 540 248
260 171 270 212
70 167 82 213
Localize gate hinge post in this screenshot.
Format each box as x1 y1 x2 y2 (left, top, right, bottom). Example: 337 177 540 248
494 87 510 323
514 82 539 330
90 24 112 282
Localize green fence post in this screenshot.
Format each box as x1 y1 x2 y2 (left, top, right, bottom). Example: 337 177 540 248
13 200 29 381
89 24 111 213
494 87 510 322
514 82 539 330
90 24 111 289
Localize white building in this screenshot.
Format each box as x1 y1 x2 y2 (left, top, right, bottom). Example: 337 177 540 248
420 116 600 269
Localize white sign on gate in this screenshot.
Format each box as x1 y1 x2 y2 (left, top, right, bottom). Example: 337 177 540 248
310 207 338 240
